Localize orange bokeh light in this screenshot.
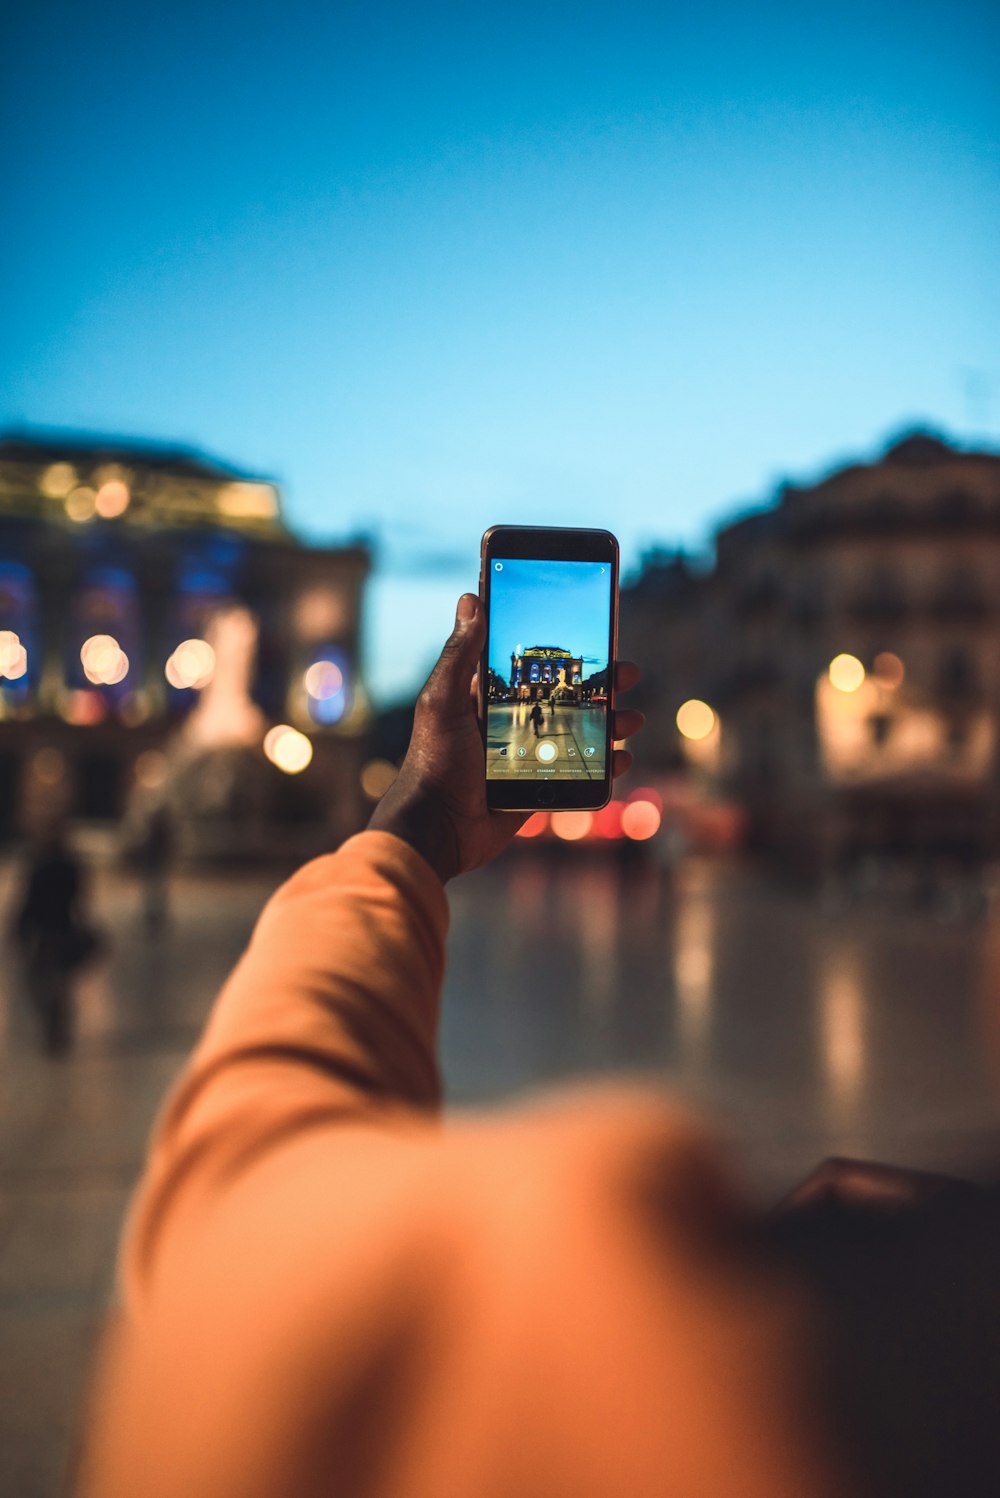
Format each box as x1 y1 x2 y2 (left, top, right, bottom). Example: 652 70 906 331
621 800 661 840
551 811 594 842
62 690 106 725
590 801 624 839
872 651 905 689
95 480 130 518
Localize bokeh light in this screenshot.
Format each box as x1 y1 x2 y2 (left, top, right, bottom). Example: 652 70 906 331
621 799 661 840
95 480 131 518
104 650 130 685
263 724 313 774
676 699 716 740
828 653 866 693
360 758 398 800
304 647 351 726
39 462 77 498
872 651 905 690
81 634 128 685
304 660 344 699
551 811 594 841
591 801 624 838
61 690 106 725
65 485 97 523
165 638 215 690
628 786 663 812
0 630 27 680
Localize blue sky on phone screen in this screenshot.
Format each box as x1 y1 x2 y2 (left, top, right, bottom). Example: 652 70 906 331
488 561 611 677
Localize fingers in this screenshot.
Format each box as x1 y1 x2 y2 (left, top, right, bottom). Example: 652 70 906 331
611 665 641 776
611 747 633 780
417 594 485 719
614 660 640 693
613 708 644 740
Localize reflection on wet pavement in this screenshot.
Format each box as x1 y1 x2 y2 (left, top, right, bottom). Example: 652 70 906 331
443 852 1000 1186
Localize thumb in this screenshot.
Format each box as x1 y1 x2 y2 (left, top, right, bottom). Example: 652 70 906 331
417 594 484 719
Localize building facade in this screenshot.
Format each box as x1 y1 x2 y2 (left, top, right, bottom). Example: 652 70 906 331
620 433 1000 871
0 432 370 854
508 646 584 701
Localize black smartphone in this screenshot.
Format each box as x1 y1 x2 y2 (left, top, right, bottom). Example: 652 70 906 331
479 525 619 812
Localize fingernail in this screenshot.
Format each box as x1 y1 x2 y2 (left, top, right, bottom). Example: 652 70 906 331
457 593 479 622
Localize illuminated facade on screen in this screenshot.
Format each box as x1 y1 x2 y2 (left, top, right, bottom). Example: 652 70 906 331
508 646 584 701
0 432 370 851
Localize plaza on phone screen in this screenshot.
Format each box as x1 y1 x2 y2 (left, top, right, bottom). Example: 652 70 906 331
485 558 612 780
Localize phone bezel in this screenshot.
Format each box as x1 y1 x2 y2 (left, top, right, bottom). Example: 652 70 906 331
479 525 619 812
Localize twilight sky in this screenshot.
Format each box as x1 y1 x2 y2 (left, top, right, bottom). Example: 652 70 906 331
2 0 997 701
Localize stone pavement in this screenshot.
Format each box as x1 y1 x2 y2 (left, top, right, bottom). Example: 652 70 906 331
2 846 1000 1494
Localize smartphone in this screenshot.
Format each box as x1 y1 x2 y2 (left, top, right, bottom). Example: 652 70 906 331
479 525 619 811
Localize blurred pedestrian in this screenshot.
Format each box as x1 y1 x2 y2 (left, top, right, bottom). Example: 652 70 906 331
529 699 543 736
9 821 99 1055
130 803 174 934
78 595 1000 1498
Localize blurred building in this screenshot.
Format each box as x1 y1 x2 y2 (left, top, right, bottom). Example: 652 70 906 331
0 431 370 855
620 432 1000 873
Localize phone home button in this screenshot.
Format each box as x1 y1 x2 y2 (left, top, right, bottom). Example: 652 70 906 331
537 784 555 807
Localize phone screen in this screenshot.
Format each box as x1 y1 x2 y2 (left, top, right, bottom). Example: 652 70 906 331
484 556 613 783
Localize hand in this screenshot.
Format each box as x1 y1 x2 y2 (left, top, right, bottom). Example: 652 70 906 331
368 593 643 882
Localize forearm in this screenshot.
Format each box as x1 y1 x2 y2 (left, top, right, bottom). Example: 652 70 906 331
121 831 449 1300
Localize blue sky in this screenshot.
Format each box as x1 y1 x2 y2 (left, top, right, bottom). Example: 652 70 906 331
487 560 612 677
2 1 998 701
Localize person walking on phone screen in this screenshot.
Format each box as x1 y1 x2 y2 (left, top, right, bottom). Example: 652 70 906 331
529 698 544 737
78 594 1000 1498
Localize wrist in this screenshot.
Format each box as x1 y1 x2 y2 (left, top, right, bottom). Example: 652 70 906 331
368 786 459 884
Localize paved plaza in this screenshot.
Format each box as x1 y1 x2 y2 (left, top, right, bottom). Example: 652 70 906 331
485 700 607 777
2 846 1000 1493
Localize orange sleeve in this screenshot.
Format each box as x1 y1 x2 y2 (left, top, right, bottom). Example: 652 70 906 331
119 830 449 1310
80 831 844 1498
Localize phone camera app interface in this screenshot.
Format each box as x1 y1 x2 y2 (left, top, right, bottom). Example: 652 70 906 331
486 558 611 782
